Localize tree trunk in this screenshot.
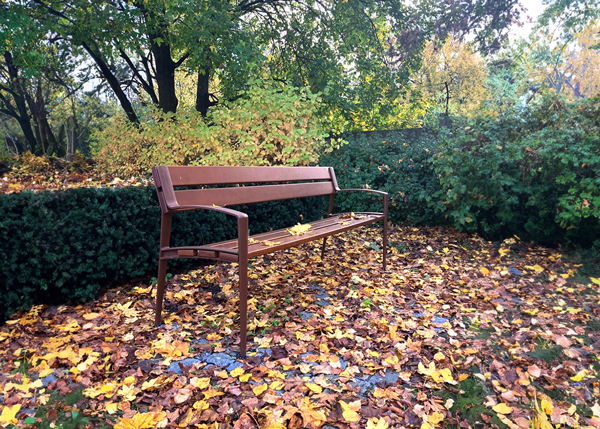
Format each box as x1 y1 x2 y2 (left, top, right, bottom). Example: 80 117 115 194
31 85 59 155
3 52 38 152
151 40 178 114
196 65 212 116
80 42 139 124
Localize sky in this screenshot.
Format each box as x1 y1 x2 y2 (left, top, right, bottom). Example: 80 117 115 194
510 0 547 39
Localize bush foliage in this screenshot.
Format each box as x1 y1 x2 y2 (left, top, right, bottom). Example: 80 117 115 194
428 95 600 246
0 186 324 322
94 82 329 176
321 129 442 225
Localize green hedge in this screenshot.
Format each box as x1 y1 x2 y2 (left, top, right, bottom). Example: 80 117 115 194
0 186 325 322
322 129 443 225
428 95 600 247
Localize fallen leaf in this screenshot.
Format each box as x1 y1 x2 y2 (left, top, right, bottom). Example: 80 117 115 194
493 403 513 414
114 411 167 429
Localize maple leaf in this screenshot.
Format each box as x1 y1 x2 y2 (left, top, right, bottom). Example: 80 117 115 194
84 382 117 399
287 223 312 236
296 398 327 428
118 384 138 402
0 404 21 427
114 411 167 429
339 400 361 423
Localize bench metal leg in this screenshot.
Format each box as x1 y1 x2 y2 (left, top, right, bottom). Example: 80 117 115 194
383 194 388 271
383 218 388 271
320 237 327 260
155 213 172 326
155 258 168 326
238 258 249 358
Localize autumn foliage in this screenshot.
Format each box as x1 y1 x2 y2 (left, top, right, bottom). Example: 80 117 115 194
1 226 599 428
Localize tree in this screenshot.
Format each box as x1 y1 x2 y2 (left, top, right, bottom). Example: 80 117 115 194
413 37 490 117
519 21 600 100
4 0 523 130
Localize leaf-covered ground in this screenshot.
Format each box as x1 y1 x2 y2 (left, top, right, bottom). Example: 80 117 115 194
0 170 145 195
1 226 600 428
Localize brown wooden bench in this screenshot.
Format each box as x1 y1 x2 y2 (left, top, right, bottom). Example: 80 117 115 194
152 166 388 357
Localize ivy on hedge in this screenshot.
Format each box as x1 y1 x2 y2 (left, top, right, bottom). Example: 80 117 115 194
0 186 324 322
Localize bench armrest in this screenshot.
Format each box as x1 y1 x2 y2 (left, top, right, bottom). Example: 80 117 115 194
337 188 388 197
335 189 388 218
169 204 248 220
167 204 249 257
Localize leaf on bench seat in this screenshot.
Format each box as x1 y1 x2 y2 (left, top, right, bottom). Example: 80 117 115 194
262 240 281 247
339 212 366 220
287 223 312 236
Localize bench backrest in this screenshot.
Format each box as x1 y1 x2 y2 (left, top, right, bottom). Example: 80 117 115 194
153 166 339 211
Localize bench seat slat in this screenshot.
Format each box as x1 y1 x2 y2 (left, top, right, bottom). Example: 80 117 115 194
174 182 335 207
205 213 383 258
167 166 332 186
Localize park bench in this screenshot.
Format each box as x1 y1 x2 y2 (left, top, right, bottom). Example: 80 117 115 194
152 166 388 357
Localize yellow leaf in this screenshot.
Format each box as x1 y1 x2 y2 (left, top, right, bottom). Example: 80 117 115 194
287 223 312 236
193 400 209 411
203 388 224 399
118 384 138 402
114 411 167 429
122 376 136 385
590 277 600 285
366 417 389 429
570 369 587 382
239 373 252 382
106 403 118 414
252 384 268 396
480 267 489 275
305 382 322 394
433 352 445 361
540 397 553 415
83 312 100 320
270 380 284 391
230 367 245 378
0 404 21 426
372 387 387 398
428 412 445 424
492 403 513 414
525 265 544 274
196 377 211 389
340 400 361 423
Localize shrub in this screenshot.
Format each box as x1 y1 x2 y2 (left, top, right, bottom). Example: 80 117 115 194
94 82 329 176
0 186 325 322
428 94 600 246
18 151 51 173
321 129 443 225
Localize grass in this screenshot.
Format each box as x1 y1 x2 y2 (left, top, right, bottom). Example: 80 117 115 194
527 338 564 364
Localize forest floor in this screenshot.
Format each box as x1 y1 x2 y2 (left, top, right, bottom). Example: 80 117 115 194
1 225 599 429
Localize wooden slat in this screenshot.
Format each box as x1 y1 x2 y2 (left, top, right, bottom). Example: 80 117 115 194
167 166 332 186
204 213 383 258
175 182 335 207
